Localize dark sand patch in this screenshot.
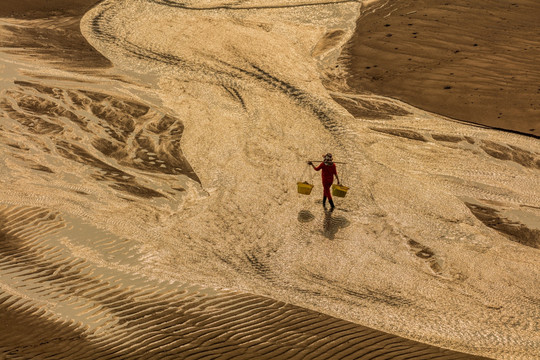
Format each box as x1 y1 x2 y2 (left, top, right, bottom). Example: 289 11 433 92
4 81 199 181
344 0 540 136
0 1 111 70
31 164 54 173
55 140 166 199
480 140 540 169
465 203 540 249
0 0 101 19
407 239 444 275
0 99 66 135
6 143 29 150
370 126 428 142
331 93 411 119
432 134 463 143
108 182 165 199
312 29 346 57
1 81 199 198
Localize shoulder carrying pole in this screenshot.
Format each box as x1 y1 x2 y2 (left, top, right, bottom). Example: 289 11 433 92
307 161 347 164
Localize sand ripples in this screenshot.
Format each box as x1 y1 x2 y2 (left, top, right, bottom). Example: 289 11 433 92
0 204 487 359
0 0 539 358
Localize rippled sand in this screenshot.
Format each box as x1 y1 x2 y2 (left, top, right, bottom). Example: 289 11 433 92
2 204 489 359
342 0 540 136
1 0 539 359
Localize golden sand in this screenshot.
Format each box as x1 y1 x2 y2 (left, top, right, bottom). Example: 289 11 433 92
342 0 540 137
0 0 539 359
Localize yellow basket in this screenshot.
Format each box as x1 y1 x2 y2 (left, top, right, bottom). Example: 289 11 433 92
297 182 314 195
332 184 349 198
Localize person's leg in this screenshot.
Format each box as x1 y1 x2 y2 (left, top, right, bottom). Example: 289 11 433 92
323 196 327 207
323 183 331 208
328 196 335 210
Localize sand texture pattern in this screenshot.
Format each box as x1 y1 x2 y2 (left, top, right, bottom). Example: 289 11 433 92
0 0 539 359
1 204 489 359
343 0 540 136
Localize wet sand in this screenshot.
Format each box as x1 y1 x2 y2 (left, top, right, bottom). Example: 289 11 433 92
343 0 540 136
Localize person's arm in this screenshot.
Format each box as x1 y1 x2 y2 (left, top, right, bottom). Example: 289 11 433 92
307 161 322 170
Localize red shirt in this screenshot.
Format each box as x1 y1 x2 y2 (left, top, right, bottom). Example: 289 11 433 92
315 162 337 184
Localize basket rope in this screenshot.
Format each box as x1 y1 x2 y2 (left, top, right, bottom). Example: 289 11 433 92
340 162 347 185
299 163 315 184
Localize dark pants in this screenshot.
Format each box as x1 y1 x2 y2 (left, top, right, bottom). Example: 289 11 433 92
322 182 335 208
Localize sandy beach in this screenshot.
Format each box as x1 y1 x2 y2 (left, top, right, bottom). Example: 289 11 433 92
1 0 539 359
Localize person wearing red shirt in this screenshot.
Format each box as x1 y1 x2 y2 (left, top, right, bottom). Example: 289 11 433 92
308 153 340 210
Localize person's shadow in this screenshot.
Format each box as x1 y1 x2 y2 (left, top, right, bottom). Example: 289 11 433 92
297 210 315 223
297 209 349 240
322 210 350 240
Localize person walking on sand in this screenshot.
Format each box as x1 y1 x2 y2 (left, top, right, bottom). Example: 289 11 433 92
308 153 340 211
